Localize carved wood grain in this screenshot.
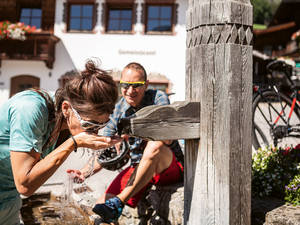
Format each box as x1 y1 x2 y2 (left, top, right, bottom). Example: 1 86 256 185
122 101 200 140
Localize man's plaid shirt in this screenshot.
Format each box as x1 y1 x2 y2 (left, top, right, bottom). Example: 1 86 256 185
102 89 183 165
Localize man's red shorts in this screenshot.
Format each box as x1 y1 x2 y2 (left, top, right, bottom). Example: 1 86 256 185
104 153 183 208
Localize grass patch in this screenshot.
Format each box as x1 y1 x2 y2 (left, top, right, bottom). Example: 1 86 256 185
254 24 267 30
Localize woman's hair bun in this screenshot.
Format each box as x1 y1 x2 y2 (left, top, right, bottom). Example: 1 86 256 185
81 59 102 79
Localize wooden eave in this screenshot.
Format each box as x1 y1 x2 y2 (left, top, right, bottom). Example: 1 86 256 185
254 22 299 50
254 21 296 36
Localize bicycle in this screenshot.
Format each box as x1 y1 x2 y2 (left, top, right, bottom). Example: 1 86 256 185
252 60 300 150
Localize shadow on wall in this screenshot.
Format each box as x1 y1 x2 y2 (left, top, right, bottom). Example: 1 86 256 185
48 40 77 93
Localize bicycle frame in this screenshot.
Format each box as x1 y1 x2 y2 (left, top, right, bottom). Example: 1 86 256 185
274 87 299 126
253 59 300 149
257 59 300 123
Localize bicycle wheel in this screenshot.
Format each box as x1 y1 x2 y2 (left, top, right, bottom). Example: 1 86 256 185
253 122 268 150
252 90 300 150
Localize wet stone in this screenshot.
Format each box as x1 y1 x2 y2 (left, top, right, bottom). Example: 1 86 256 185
21 192 93 225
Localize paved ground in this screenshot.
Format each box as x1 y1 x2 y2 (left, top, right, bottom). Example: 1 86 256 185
253 102 299 150
35 140 184 206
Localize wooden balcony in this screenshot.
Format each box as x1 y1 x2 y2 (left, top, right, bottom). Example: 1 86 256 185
0 32 60 69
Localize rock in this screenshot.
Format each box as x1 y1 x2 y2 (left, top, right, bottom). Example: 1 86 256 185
118 182 184 225
264 204 300 225
251 197 285 225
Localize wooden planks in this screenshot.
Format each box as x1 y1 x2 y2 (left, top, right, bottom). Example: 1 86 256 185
184 0 252 224
118 101 200 140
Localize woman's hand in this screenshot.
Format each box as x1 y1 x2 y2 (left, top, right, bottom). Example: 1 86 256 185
66 169 85 183
74 132 122 150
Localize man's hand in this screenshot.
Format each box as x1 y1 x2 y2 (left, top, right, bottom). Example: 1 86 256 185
114 142 122 154
114 134 129 154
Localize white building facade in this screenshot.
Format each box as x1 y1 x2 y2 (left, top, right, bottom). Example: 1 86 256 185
0 0 187 105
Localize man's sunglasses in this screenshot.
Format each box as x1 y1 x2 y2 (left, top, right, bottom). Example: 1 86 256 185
120 81 145 89
71 106 109 132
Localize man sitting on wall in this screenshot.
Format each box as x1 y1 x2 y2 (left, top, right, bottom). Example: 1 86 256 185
68 62 184 224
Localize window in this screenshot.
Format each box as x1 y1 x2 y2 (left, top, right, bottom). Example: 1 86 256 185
145 5 173 33
107 7 133 32
20 8 42 29
68 4 94 31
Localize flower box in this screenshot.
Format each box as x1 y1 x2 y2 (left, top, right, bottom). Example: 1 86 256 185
0 21 37 41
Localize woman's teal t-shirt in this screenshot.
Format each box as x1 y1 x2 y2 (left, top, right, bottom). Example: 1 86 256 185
0 90 55 209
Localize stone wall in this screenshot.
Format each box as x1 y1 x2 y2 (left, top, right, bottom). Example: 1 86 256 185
118 183 184 225
76 184 300 225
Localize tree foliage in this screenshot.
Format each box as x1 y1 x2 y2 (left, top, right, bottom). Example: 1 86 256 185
251 0 280 25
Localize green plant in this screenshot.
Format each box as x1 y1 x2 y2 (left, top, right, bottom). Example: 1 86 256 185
285 174 300 205
251 0 274 25
252 145 300 201
0 21 36 41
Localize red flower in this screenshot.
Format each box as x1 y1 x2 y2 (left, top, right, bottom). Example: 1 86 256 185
294 144 300 150
283 150 289 156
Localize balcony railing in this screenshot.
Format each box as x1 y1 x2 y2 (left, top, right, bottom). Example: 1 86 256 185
0 32 60 69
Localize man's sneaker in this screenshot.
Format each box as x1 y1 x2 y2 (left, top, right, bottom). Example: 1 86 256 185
92 196 124 223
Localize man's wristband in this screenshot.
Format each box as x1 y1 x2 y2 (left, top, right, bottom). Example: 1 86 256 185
71 135 78 152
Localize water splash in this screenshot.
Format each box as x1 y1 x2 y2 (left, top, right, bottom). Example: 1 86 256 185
62 148 103 209
65 171 75 205
79 147 103 178
86 150 96 177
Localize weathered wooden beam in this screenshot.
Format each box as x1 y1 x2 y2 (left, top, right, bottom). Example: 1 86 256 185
118 101 200 140
185 0 252 225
